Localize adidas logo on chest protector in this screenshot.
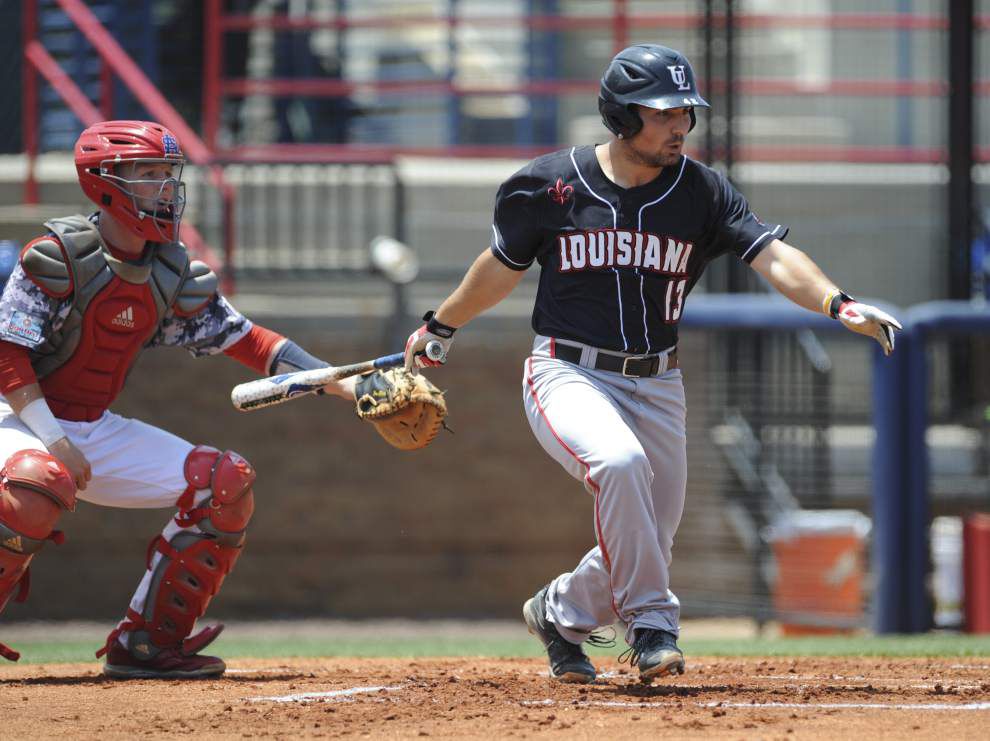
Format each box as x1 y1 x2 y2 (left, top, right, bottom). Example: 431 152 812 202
112 306 135 329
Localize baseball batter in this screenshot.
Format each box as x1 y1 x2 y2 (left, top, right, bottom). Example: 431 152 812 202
405 44 901 683
0 121 356 678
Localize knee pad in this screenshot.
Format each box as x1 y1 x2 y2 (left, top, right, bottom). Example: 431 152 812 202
176 446 255 542
0 450 75 661
123 446 255 657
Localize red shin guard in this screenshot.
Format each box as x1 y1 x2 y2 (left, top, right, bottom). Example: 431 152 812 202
100 446 255 660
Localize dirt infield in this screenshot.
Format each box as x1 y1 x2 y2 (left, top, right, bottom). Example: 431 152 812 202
2 656 988 739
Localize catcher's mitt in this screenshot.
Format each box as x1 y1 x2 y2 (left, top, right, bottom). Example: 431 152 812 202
353 368 447 450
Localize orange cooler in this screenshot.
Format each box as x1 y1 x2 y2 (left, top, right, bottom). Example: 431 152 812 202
766 510 871 636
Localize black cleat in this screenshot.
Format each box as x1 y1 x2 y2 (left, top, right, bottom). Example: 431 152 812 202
523 586 597 683
619 628 685 683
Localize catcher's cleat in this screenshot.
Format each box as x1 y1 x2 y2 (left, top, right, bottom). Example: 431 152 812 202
523 585 597 683
619 628 685 683
102 639 226 680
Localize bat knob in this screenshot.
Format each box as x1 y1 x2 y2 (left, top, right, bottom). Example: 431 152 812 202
424 340 446 362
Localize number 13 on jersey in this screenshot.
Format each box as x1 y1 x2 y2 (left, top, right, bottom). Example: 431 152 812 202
665 279 687 322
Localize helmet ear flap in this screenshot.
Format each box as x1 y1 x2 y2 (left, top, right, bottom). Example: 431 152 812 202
598 98 643 139
689 108 697 132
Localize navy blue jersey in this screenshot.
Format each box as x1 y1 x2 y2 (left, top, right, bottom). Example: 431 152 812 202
489 145 788 353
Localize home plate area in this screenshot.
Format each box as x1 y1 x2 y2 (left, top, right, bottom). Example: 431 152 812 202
2 657 988 738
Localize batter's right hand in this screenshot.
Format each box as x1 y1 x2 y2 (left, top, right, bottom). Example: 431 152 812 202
836 300 902 356
48 437 92 491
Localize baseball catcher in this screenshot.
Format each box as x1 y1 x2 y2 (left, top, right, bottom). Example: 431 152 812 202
0 121 359 678
353 368 447 450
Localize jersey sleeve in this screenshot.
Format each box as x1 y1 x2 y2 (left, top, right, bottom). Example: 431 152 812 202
150 293 252 356
711 173 789 264
488 166 545 271
0 264 70 350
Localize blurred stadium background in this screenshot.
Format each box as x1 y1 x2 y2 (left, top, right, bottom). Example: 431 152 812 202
0 0 988 637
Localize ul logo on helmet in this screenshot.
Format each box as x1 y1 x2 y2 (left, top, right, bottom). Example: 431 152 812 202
667 65 691 91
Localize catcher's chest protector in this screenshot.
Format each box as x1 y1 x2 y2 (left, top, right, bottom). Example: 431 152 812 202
21 216 200 421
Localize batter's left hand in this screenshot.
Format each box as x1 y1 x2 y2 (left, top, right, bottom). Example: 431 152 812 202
404 325 452 374
836 300 902 356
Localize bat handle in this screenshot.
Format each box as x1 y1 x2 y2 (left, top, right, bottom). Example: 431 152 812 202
372 352 406 370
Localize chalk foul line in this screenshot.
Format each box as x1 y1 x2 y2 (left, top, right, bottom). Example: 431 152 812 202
247 685 405 703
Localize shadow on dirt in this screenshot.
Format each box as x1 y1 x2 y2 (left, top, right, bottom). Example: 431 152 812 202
1 671 308 686
218 673 310 684
602 682 739 698
1 674 112 686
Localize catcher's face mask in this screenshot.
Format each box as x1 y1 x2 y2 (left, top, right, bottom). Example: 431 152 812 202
102 159 187 243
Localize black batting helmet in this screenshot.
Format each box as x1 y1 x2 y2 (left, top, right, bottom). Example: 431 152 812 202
598 44 709 138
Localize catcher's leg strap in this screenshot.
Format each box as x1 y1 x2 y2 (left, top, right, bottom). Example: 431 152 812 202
0 450 76 661
98 446 255 660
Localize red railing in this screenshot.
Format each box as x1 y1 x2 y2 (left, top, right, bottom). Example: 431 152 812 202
217 76 976 100
201 4 989 165
213 142 990 166
213 11 965 32
22 0 235 291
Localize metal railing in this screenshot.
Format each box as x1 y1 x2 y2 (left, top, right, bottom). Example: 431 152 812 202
201 160 404 275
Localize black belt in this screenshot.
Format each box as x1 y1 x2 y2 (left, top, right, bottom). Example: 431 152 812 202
553 342 678 378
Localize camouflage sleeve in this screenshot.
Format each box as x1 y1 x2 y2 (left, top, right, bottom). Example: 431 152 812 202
151 294 253 357
0 264 71 350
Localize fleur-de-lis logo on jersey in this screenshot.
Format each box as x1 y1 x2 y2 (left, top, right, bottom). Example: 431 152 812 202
548 178 574 205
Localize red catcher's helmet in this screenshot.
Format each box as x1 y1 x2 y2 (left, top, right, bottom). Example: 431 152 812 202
74 120 187 243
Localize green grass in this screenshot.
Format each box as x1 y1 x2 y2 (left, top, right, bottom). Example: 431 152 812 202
5 633 990 665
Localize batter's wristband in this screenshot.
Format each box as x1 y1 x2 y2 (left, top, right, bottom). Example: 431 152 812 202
422 311 456 338
827 291 855 319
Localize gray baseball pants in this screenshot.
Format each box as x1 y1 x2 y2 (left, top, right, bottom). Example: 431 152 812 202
522 335 687 646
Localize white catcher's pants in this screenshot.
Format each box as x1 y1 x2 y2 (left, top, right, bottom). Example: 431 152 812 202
522 336 687 646
0 400 212 635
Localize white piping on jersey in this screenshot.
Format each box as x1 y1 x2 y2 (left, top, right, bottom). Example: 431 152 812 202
636 155 687 230
613 270 626 349
570 147 618 223
569 146 628 351
491 223 532 269
638 274 650 353
740 224 782 262
633 155 687 353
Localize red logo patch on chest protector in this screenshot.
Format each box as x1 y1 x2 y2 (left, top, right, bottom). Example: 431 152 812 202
548 178 574 205
40 278 160 421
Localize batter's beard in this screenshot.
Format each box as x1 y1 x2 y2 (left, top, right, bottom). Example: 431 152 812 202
625 140 683 168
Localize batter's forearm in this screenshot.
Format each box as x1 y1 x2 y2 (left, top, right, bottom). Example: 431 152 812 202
434 250 526 328
752 239 839 315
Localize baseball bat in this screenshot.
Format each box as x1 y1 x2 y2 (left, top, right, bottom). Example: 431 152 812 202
231 340 446 412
